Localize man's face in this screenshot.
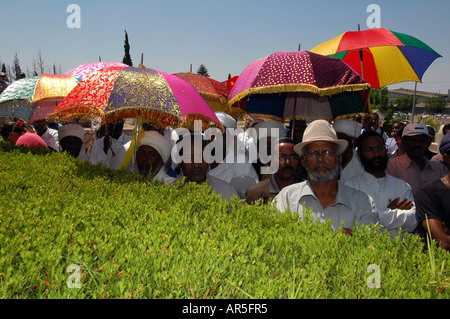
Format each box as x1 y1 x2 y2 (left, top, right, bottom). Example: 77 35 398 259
180 142 208 183
109 122 124 140
274 142 299 180
357 135 388 174
302 141 339 182
33 121 47 136
136 145 163 178
403 134 428 160
60 136 83 158
391 123 403 138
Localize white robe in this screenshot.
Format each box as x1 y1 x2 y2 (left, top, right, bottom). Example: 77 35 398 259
345 171 417 237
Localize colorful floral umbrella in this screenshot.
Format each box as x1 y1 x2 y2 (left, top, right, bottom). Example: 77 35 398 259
310 27 442 89
173 72 230 112
65 62 129 79
0 74 79 123
48 66 224 131
224 75 239 91
228 51 372 122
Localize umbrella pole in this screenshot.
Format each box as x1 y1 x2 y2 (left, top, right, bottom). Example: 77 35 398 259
359 49 365 79
291 92 297 140
411 82 417 122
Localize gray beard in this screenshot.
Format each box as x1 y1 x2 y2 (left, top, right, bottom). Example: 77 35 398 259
308 165 338 182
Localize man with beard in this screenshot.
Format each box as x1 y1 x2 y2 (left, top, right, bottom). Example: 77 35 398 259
244 138 303 205
345 131 417 237
134 130 176 185
273 120 379 236
387 123 447 196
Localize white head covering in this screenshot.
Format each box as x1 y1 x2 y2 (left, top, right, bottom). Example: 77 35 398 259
138 130 172 164
294 119 348 154
58 123 85 142
215 112 237 129
333 119 362 138
251 119 286 141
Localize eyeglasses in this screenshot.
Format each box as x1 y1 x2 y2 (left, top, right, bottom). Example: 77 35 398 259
279 154 300 162
305 150 337 160
359 146 386 153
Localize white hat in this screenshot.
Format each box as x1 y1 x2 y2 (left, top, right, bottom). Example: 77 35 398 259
58 123 85 142
214 112 237 129
251 119 286 141
402 123 430 138
333 118 362 138
294 119 348 154
138 130 172 164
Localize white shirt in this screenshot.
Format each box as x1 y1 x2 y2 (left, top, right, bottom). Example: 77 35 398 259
339 149 364 183
273 180 380 231
152 167 177 185
345 171 417 237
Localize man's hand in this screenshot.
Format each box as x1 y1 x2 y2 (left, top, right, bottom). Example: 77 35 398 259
388 198 414 210
342 228 352 237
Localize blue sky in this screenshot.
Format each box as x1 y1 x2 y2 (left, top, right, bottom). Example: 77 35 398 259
1 0 449 94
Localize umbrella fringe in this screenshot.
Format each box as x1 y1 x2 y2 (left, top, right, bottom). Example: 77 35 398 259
103 107 183 126
46 105 104 122
228 83 371 107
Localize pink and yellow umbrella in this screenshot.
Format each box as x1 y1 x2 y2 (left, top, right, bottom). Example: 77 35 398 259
65 62 129 80
48 66 224 131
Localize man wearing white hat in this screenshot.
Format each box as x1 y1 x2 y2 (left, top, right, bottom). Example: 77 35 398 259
332 118 364 183
133 130 176 185
273 119 380 235
207 112 259 184
58 123 89 161
386 122 448 196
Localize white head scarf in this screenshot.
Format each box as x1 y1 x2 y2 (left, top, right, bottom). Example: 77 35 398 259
137 130 172 164
58 123 85 142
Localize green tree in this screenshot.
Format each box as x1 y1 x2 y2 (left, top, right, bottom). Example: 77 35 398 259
425 96 447 114
122 30 133 66
13 53 22 81
197 64 209 77
392 95 413 112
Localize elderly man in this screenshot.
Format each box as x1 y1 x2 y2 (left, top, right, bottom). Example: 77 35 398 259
332 118 364 183
245 137 303 205
207 112 259 184
386 122 448 196
273 120 379 235
58 123 89 160
133 130 176 184
177 132 238 202
345 131 417 237
415 133 450 251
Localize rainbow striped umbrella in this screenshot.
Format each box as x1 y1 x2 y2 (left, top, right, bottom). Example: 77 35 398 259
310 27 441 89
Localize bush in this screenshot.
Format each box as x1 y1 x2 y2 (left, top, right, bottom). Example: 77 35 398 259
1 142 450 299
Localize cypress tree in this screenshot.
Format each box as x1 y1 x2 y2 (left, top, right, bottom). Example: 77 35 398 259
122 30 133 66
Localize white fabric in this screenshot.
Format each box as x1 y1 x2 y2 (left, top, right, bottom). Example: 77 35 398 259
208 149 260 184
89 136 128 170
339 149 364 183
152 167 177 185
345 171 417 237
215 111 237 129
251 120 286 141
138 130 172 164
58 123 85 142
206 174 238 202
41 127 59 151
333 119 362 138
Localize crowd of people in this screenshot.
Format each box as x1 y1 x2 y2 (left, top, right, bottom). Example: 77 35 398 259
1 111 450 251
